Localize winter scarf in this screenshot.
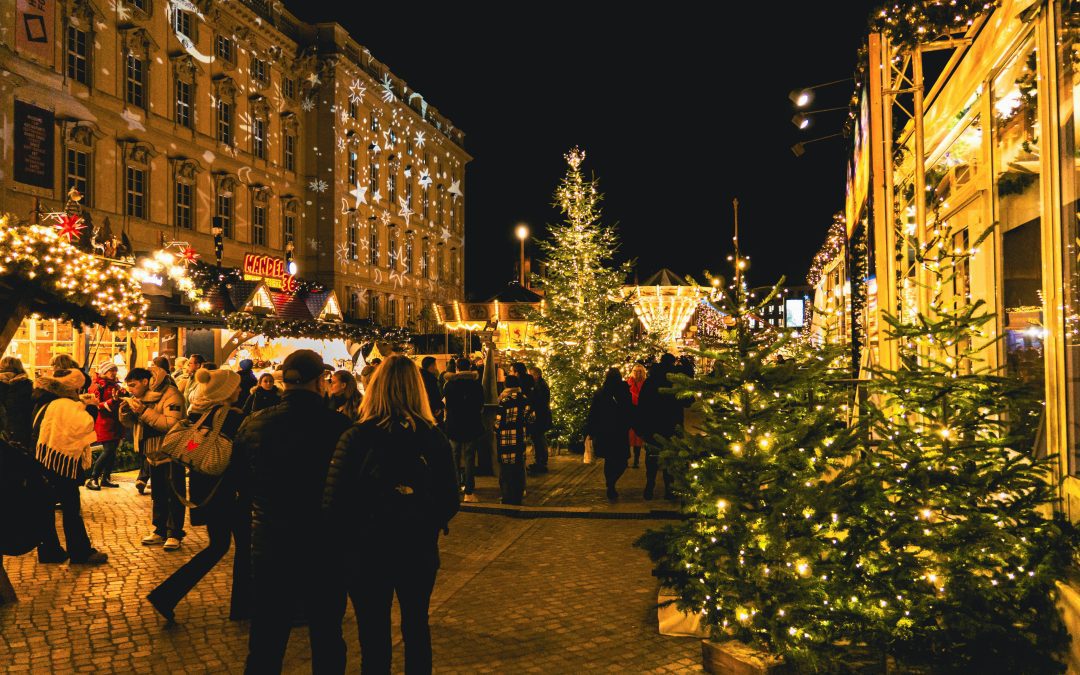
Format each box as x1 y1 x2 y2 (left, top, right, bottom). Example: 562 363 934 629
34 397 95 480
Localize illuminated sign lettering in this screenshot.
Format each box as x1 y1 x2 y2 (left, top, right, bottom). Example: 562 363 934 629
242 253 297 293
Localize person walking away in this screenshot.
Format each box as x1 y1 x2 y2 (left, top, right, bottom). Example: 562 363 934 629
438 358 456 392
323 354 459 675
236 359 258 411
420 357 444 426
328 370 363 421
511 363 534 399
586 368 634 501
638 353 682 501
85 362 124 490
120 366 186 550
626 363 647 469
443 358 485 503
0 356 33 450
147 369 250 623
526 366 551 475
239 349 352 674
32 368 107 565
242 373 281 414
359 364 376 395
494 375 534 505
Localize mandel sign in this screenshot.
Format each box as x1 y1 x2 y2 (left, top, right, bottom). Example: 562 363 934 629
242 254 297 293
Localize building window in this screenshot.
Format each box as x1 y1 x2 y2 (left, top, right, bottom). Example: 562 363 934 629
436 185 445 226
129 0 146 11
407 139 414 156
348 288 359 317
348 152 358 186
388 168 397 204
348 220 358 260
175 181 193 229
172 10 192 39
253 118 266 159
406 301 414 326
389 129 397 147
125 54 145 108
66 149 90 207
370 223 380 267
421 238 429 278
389 230 398 271
405 237 414 274
284 213 296 244
216 193 233 239
387 297 397 327
422 189 430 221
437 245 444 280
370 115 379 134
449 200 456 233
66 26 89 85
250 57 268 88
451 250 458 283
284 133 296 172
369 294 379 323
252 203 266 246
406 175 414 210
216 36 233 62
349 100 358 119
217 100 232 145
125 166 146 219
282 76 295 100
175 78 192 128
369 161 378 196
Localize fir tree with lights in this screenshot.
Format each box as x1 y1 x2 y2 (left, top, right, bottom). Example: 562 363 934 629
533 148 643 446
637 266 861 670
833 224 1077 672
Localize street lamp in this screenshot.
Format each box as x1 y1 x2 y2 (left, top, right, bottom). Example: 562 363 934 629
515 223 529 286
788 78 854 108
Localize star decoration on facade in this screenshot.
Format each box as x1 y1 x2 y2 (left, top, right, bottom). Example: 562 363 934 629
349 180 368 207
53 214 86 242
369 140 381 154
380 74 394 102
397 197 414 226
380 210 392 225
180 246 200 265
348 79 366 104
335 242 351 266
307 72 321 87
371 188 382 203
418 169 432 188
440 226 451 242
309 179 329 193
337 137 346 151
307 237 321 252
414 130 426 149
300 97 315 112
447 179 462 198
340 108 349 125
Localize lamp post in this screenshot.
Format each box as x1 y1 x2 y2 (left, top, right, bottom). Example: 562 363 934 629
515 223 529 286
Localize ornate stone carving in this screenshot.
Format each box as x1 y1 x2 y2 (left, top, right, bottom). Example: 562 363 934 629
172 157 201 184
249 95 270 120
126 140 156 165
214 173 238 197
171 53 200 82
213 75 237 102
120 26 156 57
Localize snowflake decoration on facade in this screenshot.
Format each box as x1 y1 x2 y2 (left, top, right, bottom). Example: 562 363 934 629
301 97 315 112
340 108 348 125
380 210 392 225
380 74 394 102
447 179 462 198
413 130 426 149
336 137 346 152
348 79 366 104
418 169 432 188
307 237 321 252
309 179 328 193
397 197 414 226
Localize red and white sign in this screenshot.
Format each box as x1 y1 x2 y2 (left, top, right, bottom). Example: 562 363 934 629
242 254 297 293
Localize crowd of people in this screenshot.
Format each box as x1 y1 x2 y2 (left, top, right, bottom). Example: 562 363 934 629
0 350 460 673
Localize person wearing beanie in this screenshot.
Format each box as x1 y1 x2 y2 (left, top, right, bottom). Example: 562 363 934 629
237 349 352 672
85 362 124 490
120 367 185 551
147 365 250 623
235 359 257 411
31 368 108 565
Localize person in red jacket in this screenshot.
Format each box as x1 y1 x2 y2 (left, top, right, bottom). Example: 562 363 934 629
85 362 125 490
626 363 647 469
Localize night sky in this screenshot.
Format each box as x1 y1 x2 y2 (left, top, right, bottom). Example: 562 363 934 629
292 4 882 299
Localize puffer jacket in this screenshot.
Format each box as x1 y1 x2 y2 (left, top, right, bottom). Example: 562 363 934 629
0 372 33 449
88 374 124 442
442 371 484 442
242 385 281 414
119 366 184 461
234 389 351 566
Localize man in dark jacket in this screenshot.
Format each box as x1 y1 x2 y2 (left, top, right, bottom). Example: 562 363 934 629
637 353 682 500
442 358 485 503
526 366 552 475
235 359 258 410
420 357 445 424
237 349 352 674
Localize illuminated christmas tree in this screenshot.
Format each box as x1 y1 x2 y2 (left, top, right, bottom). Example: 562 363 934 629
638 267 860 670
533 148 642 445
835 224 1077 672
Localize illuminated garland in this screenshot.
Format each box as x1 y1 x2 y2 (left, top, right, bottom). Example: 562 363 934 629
224 311 411 344
869 0 1000 49
0 219 146 328
187 260 326 295
806 213 846 287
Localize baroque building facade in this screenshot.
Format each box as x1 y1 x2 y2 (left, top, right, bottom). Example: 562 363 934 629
0 0 468 333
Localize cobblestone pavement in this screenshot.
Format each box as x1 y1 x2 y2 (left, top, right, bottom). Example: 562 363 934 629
0 456 700 673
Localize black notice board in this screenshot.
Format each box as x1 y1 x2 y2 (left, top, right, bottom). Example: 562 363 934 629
14 100 54 189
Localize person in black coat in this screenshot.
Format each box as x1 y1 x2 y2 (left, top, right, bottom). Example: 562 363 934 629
585 368 635 501
420 356 445 425
242 373 282 414
324 354 459 675
526 366 552 475
442 358 485 502
238 350 353 675
235 359 258 410
637 353 682 500
146 369 249 623
0 356 33 450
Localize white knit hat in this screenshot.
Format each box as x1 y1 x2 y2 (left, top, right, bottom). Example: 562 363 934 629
193 368 241 404
97 361 118 376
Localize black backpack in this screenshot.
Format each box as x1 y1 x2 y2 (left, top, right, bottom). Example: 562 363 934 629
356 423 441 528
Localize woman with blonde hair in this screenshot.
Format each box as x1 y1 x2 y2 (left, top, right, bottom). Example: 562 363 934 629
626 363 647 468
323 354 459 674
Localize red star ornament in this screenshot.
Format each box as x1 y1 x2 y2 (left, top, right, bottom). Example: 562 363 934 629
180 246 201 265
55 214 86 242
